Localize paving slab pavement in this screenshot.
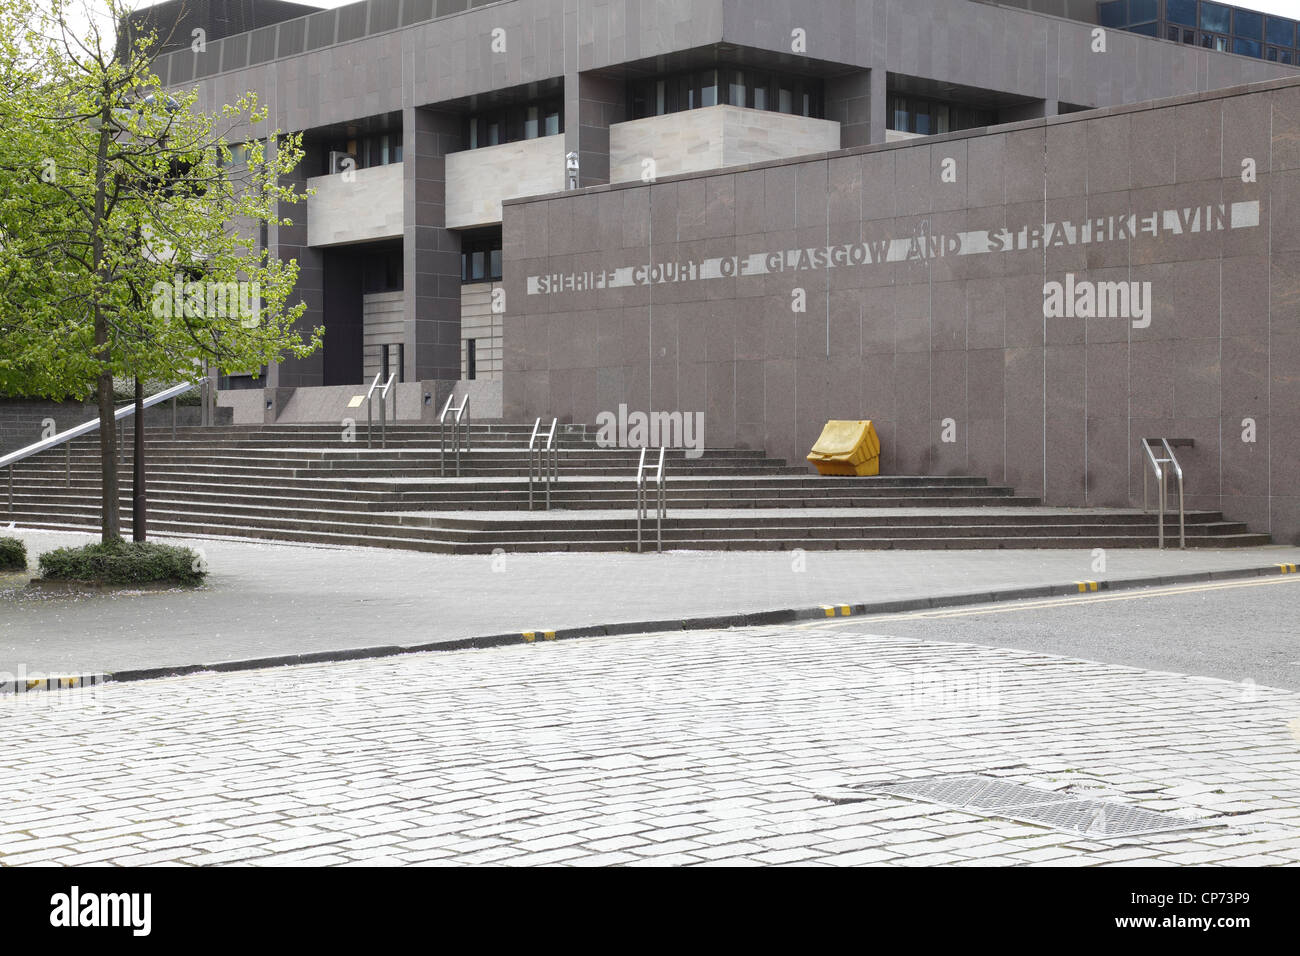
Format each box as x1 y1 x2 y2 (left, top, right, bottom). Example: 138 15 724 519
4 620 1300 866
2 528 1299 677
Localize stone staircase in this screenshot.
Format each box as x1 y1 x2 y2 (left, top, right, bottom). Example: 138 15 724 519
1 422 1270 552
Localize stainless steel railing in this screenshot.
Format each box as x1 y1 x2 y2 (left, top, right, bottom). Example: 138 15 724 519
528 417 558 510
438 393 470 476
1141 437 1186 550
2 381 195 515
635 446 666 553
365 372 397 449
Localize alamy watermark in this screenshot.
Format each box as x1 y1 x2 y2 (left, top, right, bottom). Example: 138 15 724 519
595 404 704 459
151 275 260 327
1043 273 1151 329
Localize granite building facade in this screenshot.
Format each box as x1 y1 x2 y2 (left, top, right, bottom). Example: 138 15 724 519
143 0 1300 538
503 73 1300 541
157 0 1295 393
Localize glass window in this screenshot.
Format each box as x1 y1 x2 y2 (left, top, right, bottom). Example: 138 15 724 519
1200 2 1231 34
486 122 499 146
1266 17 1296 48
1167 25 1181 42
778 83 794 114
489 249 502 278
1183 29 1195 44
891 96 908 132
471 251 485 281
544 109 559 136
1166 0 1197 27
1098 1 1125 29
700 70 717 107
1215 35 1229 51
751 80 767 111
1130 22 1158 36
524 106 539 139
1268 46 1280 61
1283 51 1295 65
1233 10 1263 41
1129 0 1156 22
914 104 931 136
727 69 745 107
1233 37 1262 57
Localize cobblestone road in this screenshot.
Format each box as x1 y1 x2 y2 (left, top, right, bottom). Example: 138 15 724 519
4 621 1300 866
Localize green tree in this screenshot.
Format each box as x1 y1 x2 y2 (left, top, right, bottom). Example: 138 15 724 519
0 0 321 541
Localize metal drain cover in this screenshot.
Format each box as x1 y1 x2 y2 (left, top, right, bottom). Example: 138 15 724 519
860 774 1214 839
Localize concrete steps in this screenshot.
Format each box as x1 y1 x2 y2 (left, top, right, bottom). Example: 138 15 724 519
3 422 1272 552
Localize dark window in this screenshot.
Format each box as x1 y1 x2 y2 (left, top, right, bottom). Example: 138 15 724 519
1266 17 1297 48
465 339 477 381
887 94 993 135
461 232 503 283
362 248 403 293
1098 0 1126 28
465 99 562 150
1129 0 1157 23
323 130 402 174
1268 46 1280 61
381 344 404 383
1129 22 1158 36
1167 0 1197 27
628 67 823 120
1184 29 1196 44
1167 24 1181 42
1233 9 1263 41
1233 37 1262 57
1200 2 1231 34
1284 51 1295 65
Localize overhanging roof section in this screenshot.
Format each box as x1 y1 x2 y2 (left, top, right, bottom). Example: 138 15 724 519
162 0 1297 136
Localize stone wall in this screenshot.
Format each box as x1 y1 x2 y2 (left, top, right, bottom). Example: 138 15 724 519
504 75 1300 543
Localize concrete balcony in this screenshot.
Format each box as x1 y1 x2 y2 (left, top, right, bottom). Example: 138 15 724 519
306 162 404 247
445 134 566 229
609 105 841 183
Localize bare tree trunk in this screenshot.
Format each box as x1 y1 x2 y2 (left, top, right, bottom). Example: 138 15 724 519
96 355 120 543
132 377 146 541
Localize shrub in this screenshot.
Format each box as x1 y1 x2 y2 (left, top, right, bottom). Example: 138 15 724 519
0 536 26 571
38 539 206 586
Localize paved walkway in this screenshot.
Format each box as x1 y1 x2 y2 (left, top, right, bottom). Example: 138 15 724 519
3 528 1299 675
3 620 1298 866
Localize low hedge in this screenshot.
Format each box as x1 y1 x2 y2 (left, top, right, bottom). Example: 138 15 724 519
38 540 206 586
0 537 26 571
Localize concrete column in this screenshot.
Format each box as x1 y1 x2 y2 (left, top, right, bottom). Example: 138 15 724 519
565 72 626 188
826 68 887 149
268 134 325 387
402 106 463 382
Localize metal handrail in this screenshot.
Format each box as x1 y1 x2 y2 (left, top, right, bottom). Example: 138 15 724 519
528 417 558 510
1141 437 1185 549
365 372 397 449
3 381 195 515
438 393 470 476
636 446 666 553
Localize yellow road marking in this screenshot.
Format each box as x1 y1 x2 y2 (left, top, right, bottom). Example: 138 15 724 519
800 574 1300 628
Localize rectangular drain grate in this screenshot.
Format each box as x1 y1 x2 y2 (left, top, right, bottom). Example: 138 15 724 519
861 774 1214 839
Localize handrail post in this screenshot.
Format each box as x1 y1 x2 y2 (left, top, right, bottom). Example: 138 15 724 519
1161 439 1186 549
635 447 646 553
655 446 665 553
438 393 454 477
528 417 541 510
